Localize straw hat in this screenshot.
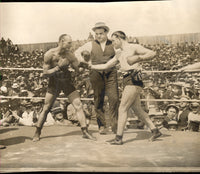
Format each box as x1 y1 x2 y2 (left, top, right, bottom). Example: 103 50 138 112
92 22 109 32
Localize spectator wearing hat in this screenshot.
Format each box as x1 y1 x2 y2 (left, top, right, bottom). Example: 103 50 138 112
188 102 200 132
75 22 119 134
171 83 183 99
159 84 173 111
12 100 34 126
10 83 20 97
0 107 14 127
177 95 191 131
149 113 164 130
162 104 179 130
1 98 23 127
0 86 8 96
51 100 72 126
0 86 9 109
32 98 55 126
12 100 35 126
31 99 42 124
183 83 194 99
193 84 200 99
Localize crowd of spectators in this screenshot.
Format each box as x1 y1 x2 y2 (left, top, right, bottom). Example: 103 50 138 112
0 36 200 132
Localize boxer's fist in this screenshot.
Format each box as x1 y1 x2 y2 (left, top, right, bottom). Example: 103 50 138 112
57 58 69 70
81 50 90 62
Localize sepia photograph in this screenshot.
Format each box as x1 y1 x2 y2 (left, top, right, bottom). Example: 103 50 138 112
0 0 200 172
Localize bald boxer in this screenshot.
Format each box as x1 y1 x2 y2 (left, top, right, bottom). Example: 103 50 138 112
32 34 96 142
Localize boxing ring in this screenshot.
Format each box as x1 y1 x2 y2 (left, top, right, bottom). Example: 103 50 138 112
1 67 200 172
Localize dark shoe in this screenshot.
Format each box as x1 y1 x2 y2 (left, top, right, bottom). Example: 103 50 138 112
82 131 97 141
0 145 6 149
149 128 162 142
32 127 41 142
99 127 109 135
110 139 123 145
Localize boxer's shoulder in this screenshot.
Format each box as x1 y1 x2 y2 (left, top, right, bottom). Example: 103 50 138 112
45 48 58 57
44 48 59 61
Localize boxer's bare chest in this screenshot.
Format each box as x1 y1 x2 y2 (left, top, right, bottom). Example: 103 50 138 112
51 52 70 67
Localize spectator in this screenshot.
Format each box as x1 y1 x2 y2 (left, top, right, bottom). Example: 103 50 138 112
10 83 20 96
1 99 22 126
1 37 200 131
162 104 179 130
177 95 191 131
12 100 35 126
0 111 14 127
12 99 54 126
32 98 55 126
51 101 73 126
0 86 8 95
188 102 200 132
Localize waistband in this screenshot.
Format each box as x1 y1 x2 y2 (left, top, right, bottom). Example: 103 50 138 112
122 69 140 77
96 67 116 74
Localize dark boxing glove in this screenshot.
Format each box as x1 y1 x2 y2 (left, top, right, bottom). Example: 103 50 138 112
57 58 69 71
81 50 91 62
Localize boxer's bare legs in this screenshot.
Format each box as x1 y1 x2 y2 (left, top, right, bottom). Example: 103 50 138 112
33 92 57 142
110 86 162 145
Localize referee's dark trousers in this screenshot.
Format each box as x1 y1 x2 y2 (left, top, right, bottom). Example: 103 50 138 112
90 68 119 132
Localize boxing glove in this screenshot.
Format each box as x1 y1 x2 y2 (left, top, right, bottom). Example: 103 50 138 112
57 58 69 71
81 50 91 62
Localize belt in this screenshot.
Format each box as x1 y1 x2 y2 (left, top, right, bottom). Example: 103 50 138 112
121 70 134 76
122 69 142 79
96 67 115 74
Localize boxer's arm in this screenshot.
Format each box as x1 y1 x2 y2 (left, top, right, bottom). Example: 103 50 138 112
43 52 60 77
179 62 200 71
68 52 80 72
127 44 156 65
91 57 118 70
71 59 79 73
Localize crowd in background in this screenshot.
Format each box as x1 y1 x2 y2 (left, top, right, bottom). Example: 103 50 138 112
1 36 200 132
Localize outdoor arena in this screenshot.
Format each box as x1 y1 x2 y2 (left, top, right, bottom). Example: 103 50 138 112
1 32 200 172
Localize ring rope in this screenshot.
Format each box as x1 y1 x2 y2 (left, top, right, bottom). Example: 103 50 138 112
1 67 200 102
0 96 93 101
1 96 200 102
1 67 200 73
0 67 43 71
